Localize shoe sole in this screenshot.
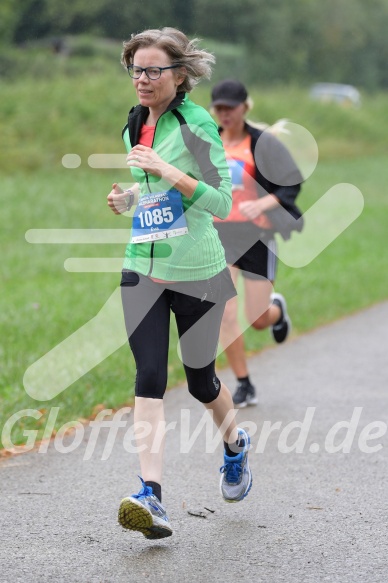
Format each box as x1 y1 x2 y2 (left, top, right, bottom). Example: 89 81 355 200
272 316 291 343
233 397 258 408
118 498 173 539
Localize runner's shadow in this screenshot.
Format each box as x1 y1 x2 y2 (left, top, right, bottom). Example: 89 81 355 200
119 543 173 573
138 545 172 554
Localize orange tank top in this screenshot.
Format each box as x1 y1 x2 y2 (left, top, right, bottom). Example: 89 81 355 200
215 134 272 229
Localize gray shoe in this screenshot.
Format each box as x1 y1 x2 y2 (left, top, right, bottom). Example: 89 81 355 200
232 381 258 408
220 429 252 503
118 477 173 539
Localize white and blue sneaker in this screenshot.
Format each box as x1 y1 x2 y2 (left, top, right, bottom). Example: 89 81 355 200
220 428 252 503
118 477 173 539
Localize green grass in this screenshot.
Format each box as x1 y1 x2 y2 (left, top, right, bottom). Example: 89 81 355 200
1 47 388 448
2 48 388 175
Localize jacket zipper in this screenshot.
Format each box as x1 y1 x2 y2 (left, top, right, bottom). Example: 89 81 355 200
145 172 155 277
137 95 186 277
145 115 160 277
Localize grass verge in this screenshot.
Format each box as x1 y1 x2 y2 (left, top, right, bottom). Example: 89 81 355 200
1 56 388 447
1 154 387 449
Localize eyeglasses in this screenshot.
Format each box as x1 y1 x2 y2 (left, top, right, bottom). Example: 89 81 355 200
127 64 181 80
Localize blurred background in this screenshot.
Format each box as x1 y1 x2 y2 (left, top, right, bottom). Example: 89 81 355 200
1 0 388 447
2 0 388 88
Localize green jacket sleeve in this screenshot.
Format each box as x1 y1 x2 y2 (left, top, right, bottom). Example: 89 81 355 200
178 115 232 220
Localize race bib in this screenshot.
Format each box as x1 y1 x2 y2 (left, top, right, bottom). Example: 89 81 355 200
131 189 188 244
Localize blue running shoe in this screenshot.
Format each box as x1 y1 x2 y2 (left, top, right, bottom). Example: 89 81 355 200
220 428 252 503
118 477 173 539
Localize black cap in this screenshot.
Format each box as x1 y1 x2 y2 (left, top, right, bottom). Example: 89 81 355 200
211 79 248 107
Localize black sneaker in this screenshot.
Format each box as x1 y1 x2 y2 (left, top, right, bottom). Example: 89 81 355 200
270 293 291 343
232 380 258 408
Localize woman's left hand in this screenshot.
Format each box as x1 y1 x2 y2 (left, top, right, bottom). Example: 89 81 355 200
127 145 167 177
239 194 280 220
239 199 265 220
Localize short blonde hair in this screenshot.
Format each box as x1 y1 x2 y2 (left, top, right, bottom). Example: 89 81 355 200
121 27 215 93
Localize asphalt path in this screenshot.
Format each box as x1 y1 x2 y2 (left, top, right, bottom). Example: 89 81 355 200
1 302 388 583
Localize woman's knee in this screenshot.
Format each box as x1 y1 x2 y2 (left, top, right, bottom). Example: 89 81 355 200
185 367 220 403
135 366 167 399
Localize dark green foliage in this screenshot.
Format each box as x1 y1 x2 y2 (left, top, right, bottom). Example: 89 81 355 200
3 0 388 88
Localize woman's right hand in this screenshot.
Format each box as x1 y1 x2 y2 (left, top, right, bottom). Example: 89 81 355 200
107 183 129 215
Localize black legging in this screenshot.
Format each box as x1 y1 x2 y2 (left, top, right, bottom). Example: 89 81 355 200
121 272 228 403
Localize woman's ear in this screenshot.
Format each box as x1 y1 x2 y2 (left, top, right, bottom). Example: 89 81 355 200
175 67 187 87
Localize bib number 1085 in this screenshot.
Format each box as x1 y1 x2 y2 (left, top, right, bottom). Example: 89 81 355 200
137 206 173 227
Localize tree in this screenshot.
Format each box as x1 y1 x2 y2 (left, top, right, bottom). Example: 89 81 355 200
4 0 388 89
0 0 20 45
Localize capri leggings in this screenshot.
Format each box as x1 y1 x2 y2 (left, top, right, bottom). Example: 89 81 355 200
120 269 236 404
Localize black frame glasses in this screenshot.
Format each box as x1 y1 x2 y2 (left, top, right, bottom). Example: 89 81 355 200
127 64 181 80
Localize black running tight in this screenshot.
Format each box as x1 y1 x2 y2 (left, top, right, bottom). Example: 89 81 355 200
120 271 231 403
